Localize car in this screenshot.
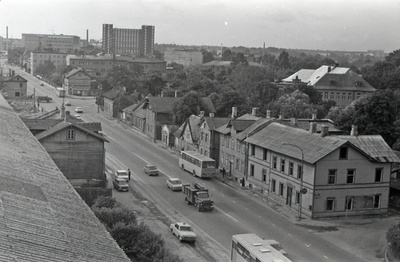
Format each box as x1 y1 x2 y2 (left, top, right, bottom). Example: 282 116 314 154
40 83 44 86
75 107 83 113
73 114 81 120
167 178 182 191
113 177 129 192
65 101 71 106
144 164 158 176
115 169 129 181
170 222 197 243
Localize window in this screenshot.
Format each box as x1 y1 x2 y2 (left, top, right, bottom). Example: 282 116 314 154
271 179 276 193
339 147 348 159
240 160 244 172
336 92 340 99
273 156 277 169
15 92 20 97
289 162 294 176
281 159 285 173
346 197 353 210
324 92 328 99
328 169 336 185
262 169 267 182
250 164 254 177
263 149 267 160
221 152 224 164
237 139 241 152
326 198 335 211
342 93 346 100
295 191 300 204
279 183 284 196
67 129 75 140
235 158 240 170
19 83 23 87
297 164 302 179
348 92 352 100
201 132 204 141
375 168 383 182
347 169 355 184
226 136 229 148
329 80 336 86
373 195 381 208
250 144 255 156
231 138 235 150
205 133 208 142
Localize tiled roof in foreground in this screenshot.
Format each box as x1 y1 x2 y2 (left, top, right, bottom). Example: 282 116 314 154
0 95 129 261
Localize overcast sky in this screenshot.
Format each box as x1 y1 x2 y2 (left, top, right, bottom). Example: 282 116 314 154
1 0 399 52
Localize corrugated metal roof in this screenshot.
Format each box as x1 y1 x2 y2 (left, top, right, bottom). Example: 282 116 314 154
0 95 130 261
245 123 346 164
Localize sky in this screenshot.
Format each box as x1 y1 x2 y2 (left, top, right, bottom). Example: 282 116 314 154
1 0 400 52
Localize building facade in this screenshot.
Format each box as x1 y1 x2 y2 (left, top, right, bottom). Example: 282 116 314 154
245 123 399 218
1 74 28 99
30 51 67 75
164 49 203 67
102 24 154 56
63 68 92 96
23 33 80 52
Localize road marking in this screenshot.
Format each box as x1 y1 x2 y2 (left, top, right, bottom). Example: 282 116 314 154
232 200 236 203
306 244 311 247
215 207 239 222
272 223 276 227
324 255 329 259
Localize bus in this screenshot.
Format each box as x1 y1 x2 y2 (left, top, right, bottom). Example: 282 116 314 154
56 87 66 98
179 151 216 178
231 234 292 262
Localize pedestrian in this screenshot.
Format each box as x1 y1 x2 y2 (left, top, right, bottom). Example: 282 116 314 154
128 168 131 181
222 168 226 178
41 107 43 113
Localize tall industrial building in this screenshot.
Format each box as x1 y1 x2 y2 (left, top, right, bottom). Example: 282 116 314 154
102 24 154 56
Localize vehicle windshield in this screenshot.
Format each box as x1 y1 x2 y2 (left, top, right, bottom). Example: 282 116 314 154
118 171 128 176
197 192 209 198
180 226 192 231
171 180 181 184
147 165 157 170
202 161 215 168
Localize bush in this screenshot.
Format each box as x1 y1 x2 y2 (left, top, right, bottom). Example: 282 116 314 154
93 196 121 209
387 223 400 258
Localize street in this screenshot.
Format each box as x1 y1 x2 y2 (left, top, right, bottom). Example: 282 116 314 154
6 64 388 262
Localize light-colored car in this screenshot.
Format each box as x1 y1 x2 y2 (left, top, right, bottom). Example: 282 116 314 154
113 178 129 192
115 170 129 181
75 107 83 113
170 222 197 243
167 178 182 191
73 114 81 119
65 101 71 106
144 164 158 176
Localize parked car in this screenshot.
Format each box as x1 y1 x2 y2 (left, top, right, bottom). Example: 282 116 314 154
144 164 158 176
113 177 129 192
167 178 183 191
75 107 83 113
73 114 81 120
170 222 197 243
115 169 129 181
36 96 52 103
40 82 44 86
65 101 71 106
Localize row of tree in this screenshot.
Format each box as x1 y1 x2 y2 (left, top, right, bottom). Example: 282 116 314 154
91 196 183 262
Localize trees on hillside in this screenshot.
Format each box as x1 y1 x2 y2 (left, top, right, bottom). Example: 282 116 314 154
172 91 202 125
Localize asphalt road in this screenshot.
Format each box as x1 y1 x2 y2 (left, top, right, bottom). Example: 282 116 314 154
9 64 367 262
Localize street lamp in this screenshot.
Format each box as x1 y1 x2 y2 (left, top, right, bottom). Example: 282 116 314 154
282 142 304 221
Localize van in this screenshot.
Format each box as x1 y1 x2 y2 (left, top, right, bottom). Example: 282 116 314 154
115 170 129 181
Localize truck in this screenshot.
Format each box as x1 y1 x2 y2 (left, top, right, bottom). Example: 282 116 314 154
183 182 214 212
56 87 66 98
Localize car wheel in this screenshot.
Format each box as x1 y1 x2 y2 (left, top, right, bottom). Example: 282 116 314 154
181 164 184 170
197 205 202 212
193 170 196 177
179 236 183 242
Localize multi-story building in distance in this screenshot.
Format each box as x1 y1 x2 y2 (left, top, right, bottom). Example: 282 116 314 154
164 49 203 67
30 51 67 75
22 33 80 52
102 24 154 56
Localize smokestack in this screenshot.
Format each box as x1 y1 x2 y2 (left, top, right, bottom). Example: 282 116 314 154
266 110 271 119
252 107 259 116
263 42 265 56
291 118 298 127
350 125 358 136
86 29 89 46
321 125 329 137
6 26 8 39
231 107 237 118
309 122 317 133
312 113 317 120
60 102 65 118
65 111 71 122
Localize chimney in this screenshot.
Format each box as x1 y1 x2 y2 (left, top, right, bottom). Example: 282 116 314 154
291 118 298 127
279 114 283 120
65 111 71 122
350 125 358 136
231 107 237 118
209 113 214 117
60 102 65 118
309 122 317 133
266 110 271 119
252 107 259 116
12 70 15 77
321 125 329 137
175 91 179 97
161 91 164 97
328 66 331 72
199 111 205 117
312 113 317 120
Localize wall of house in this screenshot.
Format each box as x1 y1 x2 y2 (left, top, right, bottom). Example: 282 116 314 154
39 127 105 187
64 72 91 96
219 133 246 181
103 98 114 116
3 80 27 98
312 146 391 218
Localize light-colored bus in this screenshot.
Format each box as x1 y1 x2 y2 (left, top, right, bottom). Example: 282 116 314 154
231 234 292 262
56 87 66 98
179 151 216 178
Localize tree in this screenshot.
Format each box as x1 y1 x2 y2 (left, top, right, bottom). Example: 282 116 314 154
268 90 315 118
277 50 290 70
387 222 400 259
103 64 143 93
201 49 214 63
232 52 248 66
222 49 233 61
172 91 201 125
92 205 137 230
34 60 56 79
92 196 121 209
216 90 247 117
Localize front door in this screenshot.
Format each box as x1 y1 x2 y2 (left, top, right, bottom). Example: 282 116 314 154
286 186 293 206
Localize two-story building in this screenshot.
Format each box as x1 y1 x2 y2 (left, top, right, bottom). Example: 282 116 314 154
102 89 122 117
245 123 400 218
1 73 27 99
30 51 67 75
280 65 375 106
63 68 92 96
174 114 202 152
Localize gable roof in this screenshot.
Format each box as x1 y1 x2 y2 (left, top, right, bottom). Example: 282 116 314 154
64 68 91 79
188 115 202 143
22 118 63 130
202 117 231 131
0 95 129 261
215 119 255 134
35 121 108 142
77 122 102 133
102 89 120 100
245 122 347 164
3 74 28 82
147 96 216 113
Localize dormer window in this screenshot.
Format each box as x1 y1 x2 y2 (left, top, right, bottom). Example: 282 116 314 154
355 81 363 87
329 80 336 86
